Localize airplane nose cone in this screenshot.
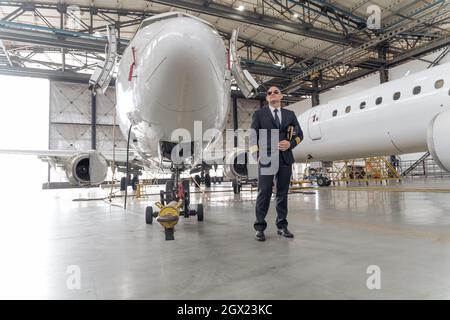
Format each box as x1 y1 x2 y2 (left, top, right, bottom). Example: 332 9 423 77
139 17 226 113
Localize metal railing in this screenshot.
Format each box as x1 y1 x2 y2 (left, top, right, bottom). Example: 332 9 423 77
399 158 450 178
401 152 430 177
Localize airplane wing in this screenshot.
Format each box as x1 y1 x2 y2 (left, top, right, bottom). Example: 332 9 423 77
0 149 80 156
0 148 152 186
0 148 139 163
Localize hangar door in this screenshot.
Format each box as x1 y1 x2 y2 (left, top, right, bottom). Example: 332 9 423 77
48 81 126 183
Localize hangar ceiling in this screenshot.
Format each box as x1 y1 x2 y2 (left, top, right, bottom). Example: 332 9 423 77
0 0 449 101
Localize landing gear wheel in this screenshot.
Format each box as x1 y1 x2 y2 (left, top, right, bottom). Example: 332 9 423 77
131 176 139 191
145 206 153 224
317 177 326 187
205 174 211 188
196 203 204 222
232 179 241 194
160 190 165 206
165 228 175 241
165 180 174 202
194 175 201 189
182 180 190 217
326 179 332 186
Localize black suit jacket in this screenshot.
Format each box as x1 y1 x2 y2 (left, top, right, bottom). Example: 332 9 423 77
250 106 303 167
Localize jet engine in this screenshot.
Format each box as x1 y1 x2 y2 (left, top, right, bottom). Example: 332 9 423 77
427 109 450 172
64 152 108 186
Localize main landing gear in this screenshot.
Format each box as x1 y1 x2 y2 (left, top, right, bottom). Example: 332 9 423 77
120 175 139 191
194 172 212 189
145 166 204 241
232 179 242 194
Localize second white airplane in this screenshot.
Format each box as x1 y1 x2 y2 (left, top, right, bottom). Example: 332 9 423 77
292 62 450 173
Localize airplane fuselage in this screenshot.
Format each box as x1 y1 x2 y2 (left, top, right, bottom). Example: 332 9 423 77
293 62 450 168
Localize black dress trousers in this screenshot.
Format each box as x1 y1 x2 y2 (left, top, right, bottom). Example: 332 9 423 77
254 164 292 232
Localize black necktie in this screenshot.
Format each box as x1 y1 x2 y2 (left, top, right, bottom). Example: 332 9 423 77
274 109 281 129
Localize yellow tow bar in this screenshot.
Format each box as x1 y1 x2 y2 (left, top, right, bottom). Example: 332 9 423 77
155 200 183 240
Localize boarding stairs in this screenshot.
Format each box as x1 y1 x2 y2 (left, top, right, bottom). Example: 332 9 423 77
401 152 431 177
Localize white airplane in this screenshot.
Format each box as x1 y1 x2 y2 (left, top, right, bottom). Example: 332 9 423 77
292 62 450 172
116 12 229 165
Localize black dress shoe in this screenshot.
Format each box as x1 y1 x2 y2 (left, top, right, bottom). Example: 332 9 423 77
277 227 294 238
255 231 266 241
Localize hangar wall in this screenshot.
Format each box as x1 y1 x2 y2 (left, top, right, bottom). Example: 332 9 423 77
226 98 261 130
48 81 126 182
49 81 126 151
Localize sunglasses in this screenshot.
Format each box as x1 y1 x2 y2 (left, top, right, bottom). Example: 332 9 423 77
267 90 280 96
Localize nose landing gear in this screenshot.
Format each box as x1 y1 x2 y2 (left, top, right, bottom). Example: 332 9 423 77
145 167 204 240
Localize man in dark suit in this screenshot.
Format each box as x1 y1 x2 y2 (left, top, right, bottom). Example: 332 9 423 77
249 86 303 241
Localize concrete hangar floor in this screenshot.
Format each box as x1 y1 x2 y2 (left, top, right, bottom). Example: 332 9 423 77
0 179 450 299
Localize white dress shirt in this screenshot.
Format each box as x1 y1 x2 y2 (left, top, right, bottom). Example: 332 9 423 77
269 105 282 124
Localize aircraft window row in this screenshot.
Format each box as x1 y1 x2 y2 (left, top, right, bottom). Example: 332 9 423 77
331 79 446 118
